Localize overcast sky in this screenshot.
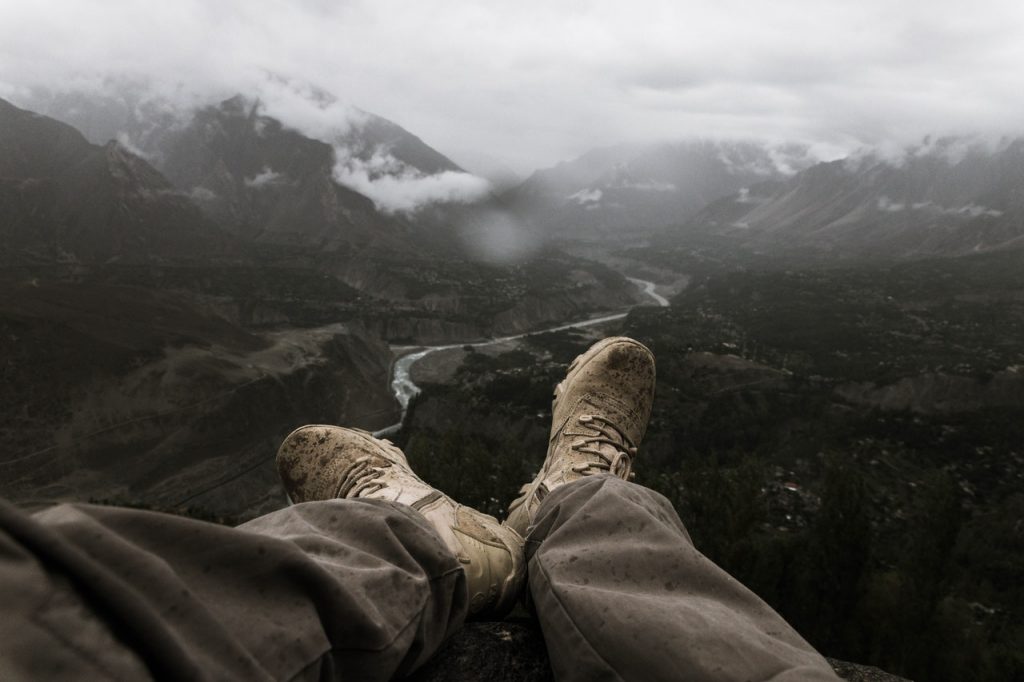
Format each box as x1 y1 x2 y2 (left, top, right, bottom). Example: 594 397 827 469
2 0 1024 173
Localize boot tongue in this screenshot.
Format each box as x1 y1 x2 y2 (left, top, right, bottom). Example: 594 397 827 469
575 414 635 477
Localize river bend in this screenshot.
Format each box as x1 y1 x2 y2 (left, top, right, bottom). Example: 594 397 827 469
374 277 668 436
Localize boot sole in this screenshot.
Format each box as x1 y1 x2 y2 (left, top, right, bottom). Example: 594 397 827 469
552 336 653 418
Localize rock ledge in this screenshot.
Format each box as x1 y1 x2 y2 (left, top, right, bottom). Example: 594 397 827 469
410 622 910 681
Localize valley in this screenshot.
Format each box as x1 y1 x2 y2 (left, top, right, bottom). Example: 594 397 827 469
1 84 1022 680
0 94 645 520
0 257 644 520
376 275 670 435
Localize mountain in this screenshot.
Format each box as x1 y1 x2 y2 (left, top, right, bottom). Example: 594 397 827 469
334 111 464 176
503 140 811 240
22 83 466 177
17 86 490 242
150 95 405 251
9 82 183 156
0 98 232 265
677 137 1024 260
20 87 515 267
449 151 523 193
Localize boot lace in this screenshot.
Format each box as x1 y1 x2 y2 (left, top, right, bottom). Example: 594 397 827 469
335 456 392 498
570 414 637 479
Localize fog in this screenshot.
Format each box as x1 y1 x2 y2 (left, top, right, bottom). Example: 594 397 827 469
2 0 1023 175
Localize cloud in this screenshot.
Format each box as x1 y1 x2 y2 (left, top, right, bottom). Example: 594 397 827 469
618 180 676 192
244 167 287 188
877 196 907 212
736 188 769 205
188 186 216 202
568 188 603 205
1 0 1024 173
332 149 492 213
253 78 367 142
115 132 150 159
877 197 1005 217
241 83 491 212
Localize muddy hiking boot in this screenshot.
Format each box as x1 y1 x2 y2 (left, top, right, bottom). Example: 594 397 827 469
505 336 656 537
276 425 525 619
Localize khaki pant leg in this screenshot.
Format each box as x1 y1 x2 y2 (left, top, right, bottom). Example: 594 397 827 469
525 476 839 682
0 497 468 681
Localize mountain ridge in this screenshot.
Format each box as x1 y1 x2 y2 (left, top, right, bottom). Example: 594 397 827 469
502 139 813 240
670 136 1024 260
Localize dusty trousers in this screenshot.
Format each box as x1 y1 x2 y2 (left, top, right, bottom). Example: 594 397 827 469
0 497 467 681
0 477 838 681
525 476 838 681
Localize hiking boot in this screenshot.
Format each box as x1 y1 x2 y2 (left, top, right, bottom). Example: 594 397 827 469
505 337 656 536
277 424 525 618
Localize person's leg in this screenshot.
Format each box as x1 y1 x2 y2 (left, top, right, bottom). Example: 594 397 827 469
506 337 838 681
1 425 523 681
526 476 839 682
0 495 467 681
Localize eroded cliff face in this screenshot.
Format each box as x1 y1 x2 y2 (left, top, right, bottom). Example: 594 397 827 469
360 271 641 345
1 314 397 521
835 368 1024 414
490 288 632 336
362 315 486 345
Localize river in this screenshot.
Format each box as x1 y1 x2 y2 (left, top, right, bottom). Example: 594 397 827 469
373 277 669 437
